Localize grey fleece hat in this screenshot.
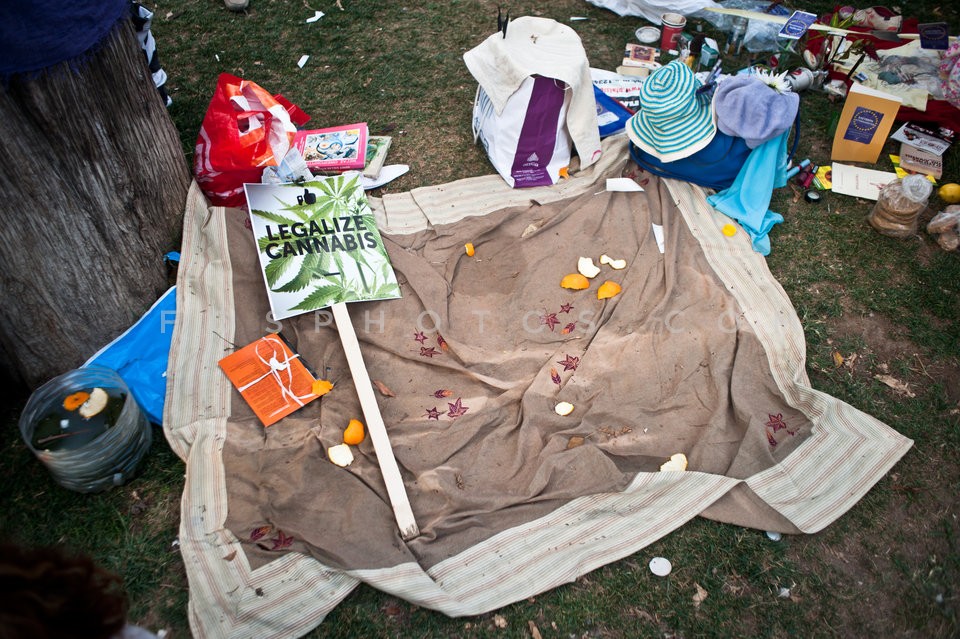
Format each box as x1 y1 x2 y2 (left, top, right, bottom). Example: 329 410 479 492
713 74 799 148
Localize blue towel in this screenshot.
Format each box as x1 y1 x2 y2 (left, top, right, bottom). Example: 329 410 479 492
707 129 789 256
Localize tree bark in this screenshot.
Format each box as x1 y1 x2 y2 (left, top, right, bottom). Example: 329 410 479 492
0 19 189 389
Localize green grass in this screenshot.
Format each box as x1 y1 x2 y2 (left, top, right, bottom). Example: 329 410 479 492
2 0 960 637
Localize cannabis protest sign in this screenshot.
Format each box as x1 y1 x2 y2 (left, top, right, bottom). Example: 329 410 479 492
244 175 401 321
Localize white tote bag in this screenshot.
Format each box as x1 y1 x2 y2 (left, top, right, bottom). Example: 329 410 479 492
464 17 602 189
472 76 572 188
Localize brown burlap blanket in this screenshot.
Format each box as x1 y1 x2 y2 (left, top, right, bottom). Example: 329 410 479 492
164 137 911 638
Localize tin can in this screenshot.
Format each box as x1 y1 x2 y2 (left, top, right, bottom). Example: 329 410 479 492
787 68 826 92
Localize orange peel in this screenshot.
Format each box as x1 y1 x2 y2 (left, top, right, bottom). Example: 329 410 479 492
312 379 334 396
343 418 366 445
597 281 622 300
577 256 601 278
78 387 109 419
659 453 688 472
63 391 90 412
560 273 590 290
327 443 354 467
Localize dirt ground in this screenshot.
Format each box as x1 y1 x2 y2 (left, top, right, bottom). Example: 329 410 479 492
790 300 959 637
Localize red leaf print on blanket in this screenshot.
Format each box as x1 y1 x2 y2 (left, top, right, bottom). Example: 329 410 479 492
447 398 469 418
540 313 560 331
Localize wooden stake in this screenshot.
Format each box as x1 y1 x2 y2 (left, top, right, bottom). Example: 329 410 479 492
331 302 419 540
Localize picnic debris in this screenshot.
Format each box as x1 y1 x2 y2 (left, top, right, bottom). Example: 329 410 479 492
649 556 672 577
327 443 354 467
343 419 366 445
78 387 109 419
312 379 334 396
597 281 622 299
560 273 590 290
554 401 575 416
577 256 601 278
599 254 626 269
660 453 688 472
63 391 90 411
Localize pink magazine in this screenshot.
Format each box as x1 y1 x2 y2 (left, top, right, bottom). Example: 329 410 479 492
293 122 368 173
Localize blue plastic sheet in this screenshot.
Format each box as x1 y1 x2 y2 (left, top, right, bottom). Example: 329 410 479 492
84 287 176 424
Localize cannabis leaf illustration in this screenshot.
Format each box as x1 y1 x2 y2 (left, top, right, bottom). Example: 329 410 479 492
250 175 401 314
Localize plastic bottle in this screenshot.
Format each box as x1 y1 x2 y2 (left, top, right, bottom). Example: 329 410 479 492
868 174 934 238
726 16 748 55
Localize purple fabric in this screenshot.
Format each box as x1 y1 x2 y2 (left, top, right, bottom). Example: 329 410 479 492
713 75 799 149
510 76 566 188
0 0 129 79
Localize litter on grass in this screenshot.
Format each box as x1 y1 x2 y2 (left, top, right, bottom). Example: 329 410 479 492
649 556 672 577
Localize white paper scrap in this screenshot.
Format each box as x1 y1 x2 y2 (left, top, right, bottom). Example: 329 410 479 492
652 223 665 254
361 164 410 190
606 177 644 192
297 55 310 68
306 10 325 23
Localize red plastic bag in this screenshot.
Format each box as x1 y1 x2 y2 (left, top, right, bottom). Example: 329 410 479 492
193 74 310 207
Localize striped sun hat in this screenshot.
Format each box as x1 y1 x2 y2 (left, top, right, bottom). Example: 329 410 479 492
626 60 717 162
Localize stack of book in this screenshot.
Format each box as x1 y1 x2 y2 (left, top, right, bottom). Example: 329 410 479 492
617 43 660 78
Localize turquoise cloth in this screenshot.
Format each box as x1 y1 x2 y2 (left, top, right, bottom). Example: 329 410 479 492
707 129 790 255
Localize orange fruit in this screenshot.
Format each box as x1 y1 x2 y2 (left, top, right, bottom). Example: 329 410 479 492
465 243 476 257
597 281 622 300
560 273 590 290
343 418 366 445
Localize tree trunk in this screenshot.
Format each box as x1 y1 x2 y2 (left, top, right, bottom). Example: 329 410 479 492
0 18 189 389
